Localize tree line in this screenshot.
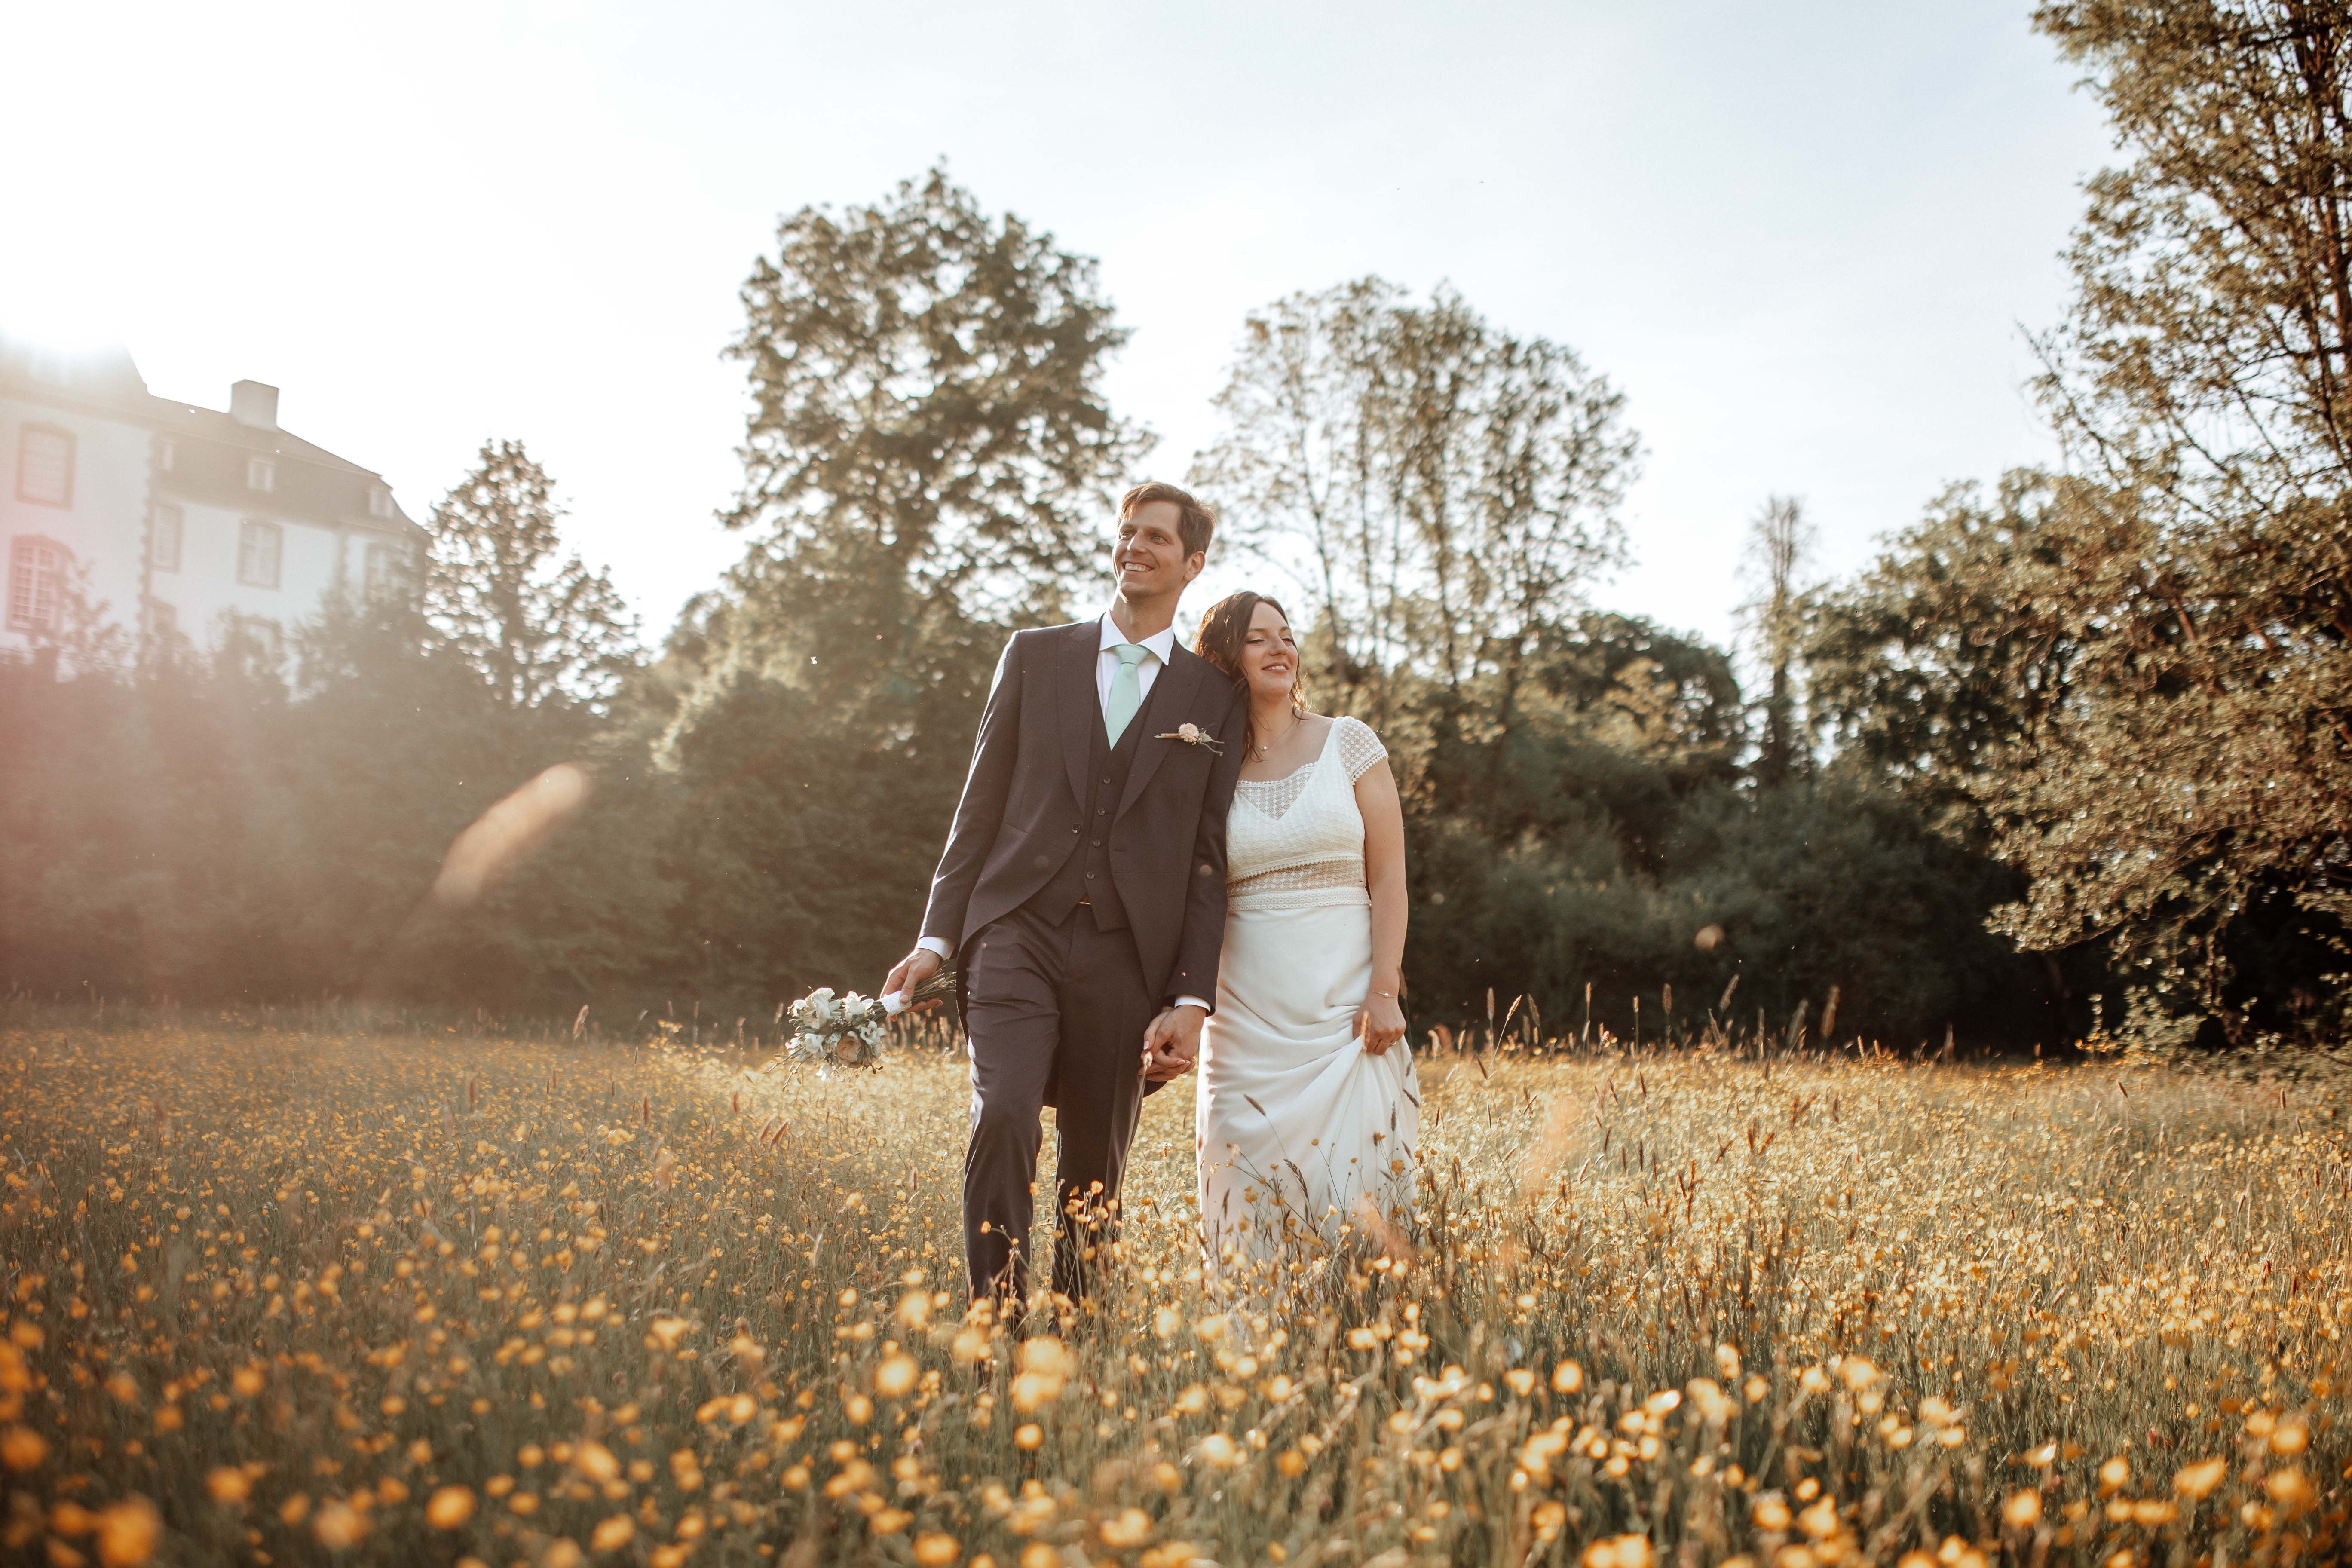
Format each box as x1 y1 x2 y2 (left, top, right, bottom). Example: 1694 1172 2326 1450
5 2 2345 1052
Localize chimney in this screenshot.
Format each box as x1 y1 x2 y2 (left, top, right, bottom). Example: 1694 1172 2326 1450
230 379 279 430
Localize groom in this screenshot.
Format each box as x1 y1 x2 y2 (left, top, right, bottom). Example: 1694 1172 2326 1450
882 481 1245 1310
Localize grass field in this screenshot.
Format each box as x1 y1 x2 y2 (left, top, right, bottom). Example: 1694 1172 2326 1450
0 1013 2345 1568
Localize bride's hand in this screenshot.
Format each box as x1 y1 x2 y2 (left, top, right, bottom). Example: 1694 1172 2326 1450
1357 992 1407 1055
1141 1004 1205 1081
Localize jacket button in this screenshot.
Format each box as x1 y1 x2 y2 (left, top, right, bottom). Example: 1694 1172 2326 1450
1102 776 1112 786
1085 871 1096 880
1090 838 1101 847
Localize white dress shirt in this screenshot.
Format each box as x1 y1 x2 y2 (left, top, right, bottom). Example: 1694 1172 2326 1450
1095 610 1176 712
919 613 1210 1014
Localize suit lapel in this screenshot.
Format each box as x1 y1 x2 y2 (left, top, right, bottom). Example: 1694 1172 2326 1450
1057 620 1098 813
1115 645 1206 821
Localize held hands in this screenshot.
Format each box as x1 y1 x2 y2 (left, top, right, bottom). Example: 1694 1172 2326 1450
1139 1004 1207 1083
1357 990 1407 1055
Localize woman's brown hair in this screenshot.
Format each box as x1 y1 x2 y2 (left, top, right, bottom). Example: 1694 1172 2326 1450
1193 590 1306 759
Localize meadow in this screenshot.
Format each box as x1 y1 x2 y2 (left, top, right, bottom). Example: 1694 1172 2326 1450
0 1009 2344 1568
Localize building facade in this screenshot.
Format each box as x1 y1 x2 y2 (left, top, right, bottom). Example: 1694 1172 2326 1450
1 335 425 662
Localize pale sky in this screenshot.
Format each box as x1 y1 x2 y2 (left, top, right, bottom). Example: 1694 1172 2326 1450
7 0 2113 655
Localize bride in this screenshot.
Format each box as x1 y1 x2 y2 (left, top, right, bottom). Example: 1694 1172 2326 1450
1170 590 1418 1277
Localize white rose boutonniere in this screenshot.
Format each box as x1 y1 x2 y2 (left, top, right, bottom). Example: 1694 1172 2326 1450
1156 722 1225 754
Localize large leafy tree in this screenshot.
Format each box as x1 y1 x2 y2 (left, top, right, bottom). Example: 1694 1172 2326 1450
658 168 1148 1001
1807 474 2081 842
1804 476 2092 1032
723 164 1149 631
1191 279 1637 812
424 439 640 716
1979 2 2352 1039
1188 279 1408 720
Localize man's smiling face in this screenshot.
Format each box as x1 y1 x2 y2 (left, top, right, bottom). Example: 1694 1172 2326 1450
1111 499 1203 602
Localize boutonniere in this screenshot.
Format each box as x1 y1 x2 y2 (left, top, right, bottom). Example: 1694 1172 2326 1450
1157 723 1225 754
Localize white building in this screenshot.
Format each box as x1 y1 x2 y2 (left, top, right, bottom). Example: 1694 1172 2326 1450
1 334 425 662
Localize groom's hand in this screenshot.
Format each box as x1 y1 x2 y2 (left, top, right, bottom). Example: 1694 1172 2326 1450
882 945 942 1001
1140 1004 1206 1082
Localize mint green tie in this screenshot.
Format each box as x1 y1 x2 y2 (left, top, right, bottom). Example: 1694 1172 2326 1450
1105 642 1151 746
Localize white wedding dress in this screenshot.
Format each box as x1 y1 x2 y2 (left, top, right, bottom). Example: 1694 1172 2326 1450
1196 716 1419 1275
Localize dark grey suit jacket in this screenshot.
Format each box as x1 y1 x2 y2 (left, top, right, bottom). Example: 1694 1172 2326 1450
919 619 1246 1008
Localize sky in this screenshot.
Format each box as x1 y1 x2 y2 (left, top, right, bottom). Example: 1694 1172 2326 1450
5 0 2115 654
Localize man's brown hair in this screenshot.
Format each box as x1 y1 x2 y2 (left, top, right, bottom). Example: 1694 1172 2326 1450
1118 481 1216 560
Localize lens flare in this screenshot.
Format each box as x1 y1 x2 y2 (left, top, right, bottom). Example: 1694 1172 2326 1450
431 763 592 907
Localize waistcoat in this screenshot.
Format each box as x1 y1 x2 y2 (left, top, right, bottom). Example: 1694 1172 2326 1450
1026 680 1157 933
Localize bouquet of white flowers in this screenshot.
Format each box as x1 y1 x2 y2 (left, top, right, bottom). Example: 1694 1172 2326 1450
778 972 954 1069
781 988 886 1068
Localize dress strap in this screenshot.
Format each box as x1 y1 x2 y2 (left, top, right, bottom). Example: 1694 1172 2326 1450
1314 714 1343 763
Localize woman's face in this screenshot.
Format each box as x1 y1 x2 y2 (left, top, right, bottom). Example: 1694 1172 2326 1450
1238 601 1298 701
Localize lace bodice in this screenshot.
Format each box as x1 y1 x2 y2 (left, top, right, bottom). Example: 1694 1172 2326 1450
1227 717 1387 910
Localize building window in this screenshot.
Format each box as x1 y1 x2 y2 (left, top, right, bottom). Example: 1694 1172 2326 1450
17 427 74 507
368 485 393 519
247 456 275 492
147 600 178 640
238 519 282 589
152 502 183 573
363 540 408 598
158 438 176 473
7 536 70 633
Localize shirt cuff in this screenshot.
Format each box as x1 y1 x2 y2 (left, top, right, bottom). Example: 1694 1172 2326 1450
916 936 953 960
1173 995 1211 1014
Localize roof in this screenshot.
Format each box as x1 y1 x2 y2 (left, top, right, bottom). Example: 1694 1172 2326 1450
0 333 425 539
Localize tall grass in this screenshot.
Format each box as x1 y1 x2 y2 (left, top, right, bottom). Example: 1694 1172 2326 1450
0 1013 2342 1567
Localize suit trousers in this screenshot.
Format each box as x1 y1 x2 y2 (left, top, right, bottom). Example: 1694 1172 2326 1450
961 900 1154 1307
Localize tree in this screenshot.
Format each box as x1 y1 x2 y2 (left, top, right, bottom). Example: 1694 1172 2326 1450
1429 307 1641 808
723 164 1149 631
675 164 1148 784
1739 496 1816 789
2034 0 2352 506
1188 279 1408 721
1191 279 1638 793
1984 1 2352 1040
1807 474 2079 841
424 440 640 715
1391 626 2041 1049
1486 611 1746 864
655 168 1149 1001
1804 475 2096 1032
279 588 674 1006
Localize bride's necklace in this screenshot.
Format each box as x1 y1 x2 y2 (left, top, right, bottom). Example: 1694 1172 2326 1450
1251 712 1299 761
